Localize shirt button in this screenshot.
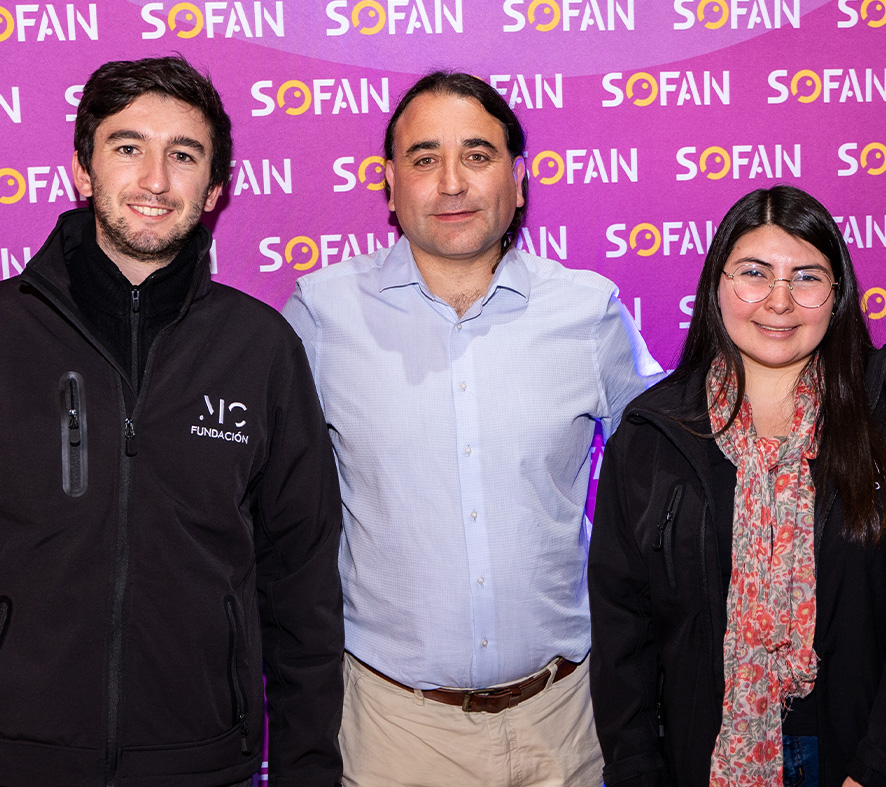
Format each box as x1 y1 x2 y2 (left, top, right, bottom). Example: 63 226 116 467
456 323 463 331
481 639 488 648
470 511 478 520
464 446 472 455
460 382 467 391
477 576 485 586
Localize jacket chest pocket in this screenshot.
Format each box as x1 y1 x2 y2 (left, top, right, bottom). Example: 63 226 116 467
652 483 683 591
59 372 88 497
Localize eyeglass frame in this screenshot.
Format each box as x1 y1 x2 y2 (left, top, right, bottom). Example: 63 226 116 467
721 264 840 309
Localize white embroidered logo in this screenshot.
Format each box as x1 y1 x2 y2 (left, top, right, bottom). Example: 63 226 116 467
190 396 249 444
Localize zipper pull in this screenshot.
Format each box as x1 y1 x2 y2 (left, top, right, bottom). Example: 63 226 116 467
239 713 249 755
131 288 140 314
653 486 682 551
124 418 138 456
68 408 81 446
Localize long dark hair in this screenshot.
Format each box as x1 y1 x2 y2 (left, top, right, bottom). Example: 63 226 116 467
75 55 232 190
672 185 886 543
384 71 528 253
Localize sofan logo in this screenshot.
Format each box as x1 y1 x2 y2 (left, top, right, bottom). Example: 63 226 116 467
325 0 463 34
141 2 284 38
768 68 886 104
259 231 398 272
333 155 386 192
601 71 729 107
605 219 717 258
0 3 97 42
490 74 564 109
676 144 801 180
837 142 886 176
251 77 389 116
502 0 635 31
673 0 799 28
531 148 638 184
0 164 80 204
190 396 249 444
837 0 886 27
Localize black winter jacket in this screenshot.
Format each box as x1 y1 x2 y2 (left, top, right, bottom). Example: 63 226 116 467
589 347 886 787
0 210 344 787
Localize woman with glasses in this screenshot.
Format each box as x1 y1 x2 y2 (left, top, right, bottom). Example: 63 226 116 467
588 185 886 787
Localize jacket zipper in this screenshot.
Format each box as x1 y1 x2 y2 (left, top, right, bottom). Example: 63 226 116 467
0 596 11 651
224 597 250 755
60 372 88 497
653 484 683 590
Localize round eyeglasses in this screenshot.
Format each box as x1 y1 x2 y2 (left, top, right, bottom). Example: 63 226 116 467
722 263 838 309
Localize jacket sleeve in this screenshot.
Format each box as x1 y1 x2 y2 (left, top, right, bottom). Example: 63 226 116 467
253 331 344 787
849 671 886 787
588 429 670 787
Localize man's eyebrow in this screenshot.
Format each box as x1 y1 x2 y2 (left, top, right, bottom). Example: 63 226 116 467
404 140 440 156
104 130 206 154
461 137 498 151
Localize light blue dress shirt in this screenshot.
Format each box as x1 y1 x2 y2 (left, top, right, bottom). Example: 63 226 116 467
283 236 662 690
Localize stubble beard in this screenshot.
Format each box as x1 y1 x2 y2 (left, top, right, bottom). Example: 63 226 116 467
92 180 208 266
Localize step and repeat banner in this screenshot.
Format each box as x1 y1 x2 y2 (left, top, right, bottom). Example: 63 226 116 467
1 1 884 777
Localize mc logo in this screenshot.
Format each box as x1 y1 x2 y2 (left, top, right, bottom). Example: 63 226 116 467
140 1 284 39
837 143 886 176
333 156 387 192
325 0 463 35
838 0 886 27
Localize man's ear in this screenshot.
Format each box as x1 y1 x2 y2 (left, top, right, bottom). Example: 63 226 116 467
71 152 94 199
203 183 223 213
385 160 395 212
513 157 525 209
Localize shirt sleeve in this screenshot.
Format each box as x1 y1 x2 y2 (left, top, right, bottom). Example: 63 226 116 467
282 282 319 380
253 329 343 787
594 293 665 441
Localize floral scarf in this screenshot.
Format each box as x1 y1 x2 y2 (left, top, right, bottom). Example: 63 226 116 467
707 356 820 787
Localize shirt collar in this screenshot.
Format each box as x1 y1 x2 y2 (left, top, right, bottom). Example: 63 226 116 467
378 236 530 304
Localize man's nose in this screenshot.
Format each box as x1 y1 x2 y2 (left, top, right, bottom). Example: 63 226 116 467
438 158 466 196
138 152 170 195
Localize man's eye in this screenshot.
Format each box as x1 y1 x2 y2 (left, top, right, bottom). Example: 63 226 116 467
117 145 137 155
414 157 435 166
173 151 195 163
467 153 489 162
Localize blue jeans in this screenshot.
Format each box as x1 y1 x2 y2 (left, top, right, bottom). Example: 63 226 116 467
783 735 819 787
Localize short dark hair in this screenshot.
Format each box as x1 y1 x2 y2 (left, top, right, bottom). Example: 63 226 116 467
384 71 528 253
75 55 232 190
674 185 886 543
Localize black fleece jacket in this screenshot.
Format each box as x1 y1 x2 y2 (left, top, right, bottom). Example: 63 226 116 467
0 209 344 787
589 348 886 787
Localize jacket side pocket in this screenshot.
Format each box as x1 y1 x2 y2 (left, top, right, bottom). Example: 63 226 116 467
59 372 88 497
652 483 683 591
0 596 11 651
224 596 250 755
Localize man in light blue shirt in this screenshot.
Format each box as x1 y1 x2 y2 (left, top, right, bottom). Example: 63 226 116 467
284 71 662 787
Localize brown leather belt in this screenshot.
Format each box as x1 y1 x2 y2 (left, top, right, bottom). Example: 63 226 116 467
357 656 581 714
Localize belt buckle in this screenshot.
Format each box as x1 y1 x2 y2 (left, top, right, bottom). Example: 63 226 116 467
461 686 510 713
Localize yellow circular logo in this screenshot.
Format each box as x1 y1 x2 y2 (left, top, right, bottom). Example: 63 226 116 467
286 236 319 271
697 0 728 29
626 72 658 107
168 2 203 38
860 142 886 175
862 287 886 319
352 0 385 34
629 223 661 257
700 146 731 180
790 69 822 103
0 168 26 204
358 156 386 190
531 151 564 184
528 0 561 31
0 6 14 42
861 0 886 27
276 80 312 116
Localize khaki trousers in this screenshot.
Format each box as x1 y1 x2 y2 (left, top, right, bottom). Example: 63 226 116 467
340 652 603 787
